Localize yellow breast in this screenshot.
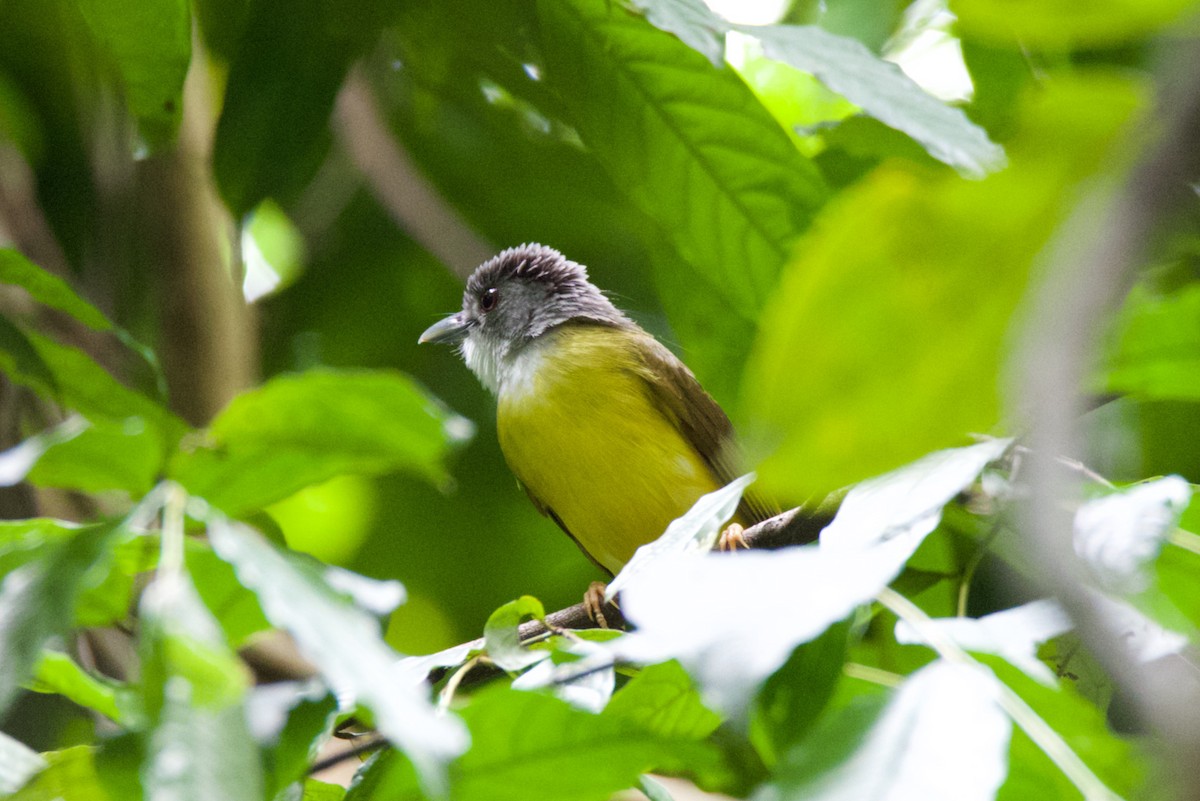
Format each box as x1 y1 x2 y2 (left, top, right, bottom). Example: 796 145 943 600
496 326 721 574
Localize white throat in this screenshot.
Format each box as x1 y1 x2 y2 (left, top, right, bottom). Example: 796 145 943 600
462 335 551 400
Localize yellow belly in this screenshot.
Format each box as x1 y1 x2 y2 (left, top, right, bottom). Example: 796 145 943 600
497 328 721 574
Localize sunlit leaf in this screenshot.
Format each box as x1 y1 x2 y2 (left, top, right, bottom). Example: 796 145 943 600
170 369 473 516
759 661 1010 801
1103 281 1200 401
614 440 1006 717
205 515 467 793
895 600 1071 686
821 439 1011 552
606 473 754 601
627 0 727 65
1073 476 1191 592
0 732 45 795
744 24 1005 177
512 638 615 713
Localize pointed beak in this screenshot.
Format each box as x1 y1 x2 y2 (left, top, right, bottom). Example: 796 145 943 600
419 313 473 345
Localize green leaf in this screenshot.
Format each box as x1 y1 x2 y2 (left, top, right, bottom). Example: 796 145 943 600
537 0 827 319
137 558 261 801
212 0 397 216
0 731 45 795
1102 281 1200 401
205 515 468 793
76 0 190 147
186 541 273 647
603 660 722 740
741 74 1147 496
257 686 339 801
484 596 547 672
0 313 58 399
26 415 163 495
8 745 106 801
0 250 165 392
0 416 89 487
302 779 348 801
744 24 1004 177
953 0 1200 49
627 0 727 65
170 369 473 516
451 686 715 801
30 650 134 726
750 620 849 765
0 523 119 716
0 327 184 456
0 249 112 330
760 662 1010 801
982 657 1143 800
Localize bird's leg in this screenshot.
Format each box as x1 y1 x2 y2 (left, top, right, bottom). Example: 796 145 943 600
584 581 612 628
717 522 749 552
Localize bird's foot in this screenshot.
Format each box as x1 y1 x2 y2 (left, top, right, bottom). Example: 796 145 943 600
584 581 614 628
717 522 749 552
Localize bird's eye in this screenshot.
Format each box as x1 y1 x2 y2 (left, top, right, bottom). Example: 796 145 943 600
480 287 499 312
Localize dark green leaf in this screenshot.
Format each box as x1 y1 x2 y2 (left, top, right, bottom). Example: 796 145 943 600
0 523 119 716
0 250 165 393
205 515 467 792
0 313 57 399
212 0 396 216
0 327 184 458
537 0 827 319
0 249 112 330
750 619 849 765
170 369 473 516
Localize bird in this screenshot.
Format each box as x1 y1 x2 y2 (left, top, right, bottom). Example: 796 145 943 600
420 244 770 618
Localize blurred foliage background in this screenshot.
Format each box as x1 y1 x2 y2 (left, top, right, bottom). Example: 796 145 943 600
0 0 1198 721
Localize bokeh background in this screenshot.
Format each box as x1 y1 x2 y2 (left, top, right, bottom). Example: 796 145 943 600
1 0 1197 661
